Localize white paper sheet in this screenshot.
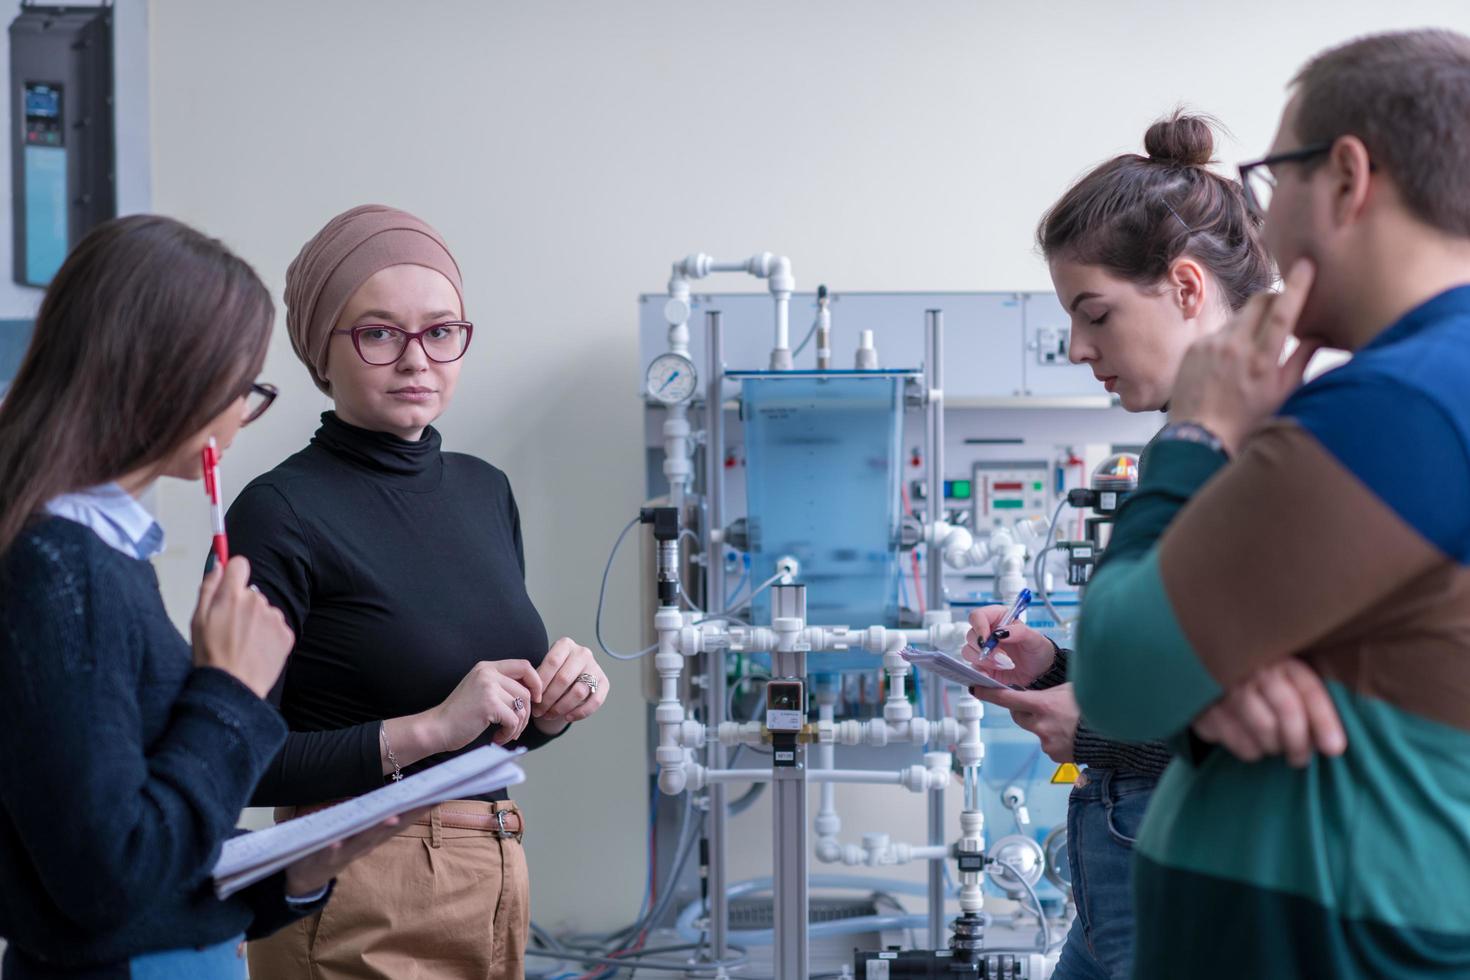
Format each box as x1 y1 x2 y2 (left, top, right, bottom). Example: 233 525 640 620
899 647 1021 691
213 745 526 899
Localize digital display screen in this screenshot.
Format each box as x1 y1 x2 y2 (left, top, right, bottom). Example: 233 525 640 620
945 479 973 500
24 83 60 119
23 83 63 148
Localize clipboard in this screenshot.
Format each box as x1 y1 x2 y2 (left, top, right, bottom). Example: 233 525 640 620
899 647 1022 691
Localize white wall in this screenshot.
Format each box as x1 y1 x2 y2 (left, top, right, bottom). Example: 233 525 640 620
145 0 1470 932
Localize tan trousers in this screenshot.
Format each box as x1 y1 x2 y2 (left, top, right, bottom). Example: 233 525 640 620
247 801 530 980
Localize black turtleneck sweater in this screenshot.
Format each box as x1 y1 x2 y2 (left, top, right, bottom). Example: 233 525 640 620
226 412 560 806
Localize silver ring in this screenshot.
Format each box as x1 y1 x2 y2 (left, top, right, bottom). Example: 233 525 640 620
578 672 598 698
512 697 527 713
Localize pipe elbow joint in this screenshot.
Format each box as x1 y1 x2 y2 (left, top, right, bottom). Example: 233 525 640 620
658 766 687 796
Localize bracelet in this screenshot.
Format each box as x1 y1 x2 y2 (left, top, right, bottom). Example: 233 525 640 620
380 721 403 782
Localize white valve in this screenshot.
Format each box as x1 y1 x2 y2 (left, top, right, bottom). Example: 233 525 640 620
1002 784 1031 829
663 296 691 327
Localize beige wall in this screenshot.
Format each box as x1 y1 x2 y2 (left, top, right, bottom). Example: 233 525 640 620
146 0 1470 931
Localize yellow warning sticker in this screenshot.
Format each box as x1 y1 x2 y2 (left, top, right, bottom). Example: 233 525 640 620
1050 763 1081 784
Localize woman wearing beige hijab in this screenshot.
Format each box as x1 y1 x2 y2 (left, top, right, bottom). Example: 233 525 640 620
228 205 611 979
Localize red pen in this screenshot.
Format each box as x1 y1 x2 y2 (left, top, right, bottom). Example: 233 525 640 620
202 437 229 567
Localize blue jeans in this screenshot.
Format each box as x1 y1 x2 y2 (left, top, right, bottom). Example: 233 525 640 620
2 935 247 980
129 933 247 980
1052 770 1156 980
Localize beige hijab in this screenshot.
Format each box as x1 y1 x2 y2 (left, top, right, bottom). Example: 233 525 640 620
284 204 463 394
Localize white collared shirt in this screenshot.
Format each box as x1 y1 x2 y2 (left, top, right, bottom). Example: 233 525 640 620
45 483 165 560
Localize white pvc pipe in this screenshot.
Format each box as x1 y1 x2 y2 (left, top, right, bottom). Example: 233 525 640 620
722 622 970 658
814 701 840 863
703 769 775 784
701 768 909 786
817 704 837 823
662 252 795 361
813 769 906 785
658 250 797 511
711 715 960 748
654 607 688 795
663 405 692 508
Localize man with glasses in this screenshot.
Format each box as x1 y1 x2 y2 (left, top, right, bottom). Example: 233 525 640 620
1072 29 1470 978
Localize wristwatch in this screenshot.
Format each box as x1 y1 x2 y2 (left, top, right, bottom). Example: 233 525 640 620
1155 421 1228 457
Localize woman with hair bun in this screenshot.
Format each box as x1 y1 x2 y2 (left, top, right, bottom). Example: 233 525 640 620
961 113 1345 979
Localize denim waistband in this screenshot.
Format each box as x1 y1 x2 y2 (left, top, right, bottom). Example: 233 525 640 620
1071 768 1159 801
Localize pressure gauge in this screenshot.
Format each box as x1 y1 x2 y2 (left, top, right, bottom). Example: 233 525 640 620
645 353 698 405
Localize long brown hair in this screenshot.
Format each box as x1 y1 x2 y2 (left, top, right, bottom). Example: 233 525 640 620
1037 112 1271 311
0 214 274 556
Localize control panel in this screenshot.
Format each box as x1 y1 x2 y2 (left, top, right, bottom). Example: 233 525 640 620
1035 326 1069 365
972 460 1049 531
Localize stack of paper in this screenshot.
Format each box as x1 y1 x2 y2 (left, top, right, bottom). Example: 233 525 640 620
899 647 1022 691
213 745 526 899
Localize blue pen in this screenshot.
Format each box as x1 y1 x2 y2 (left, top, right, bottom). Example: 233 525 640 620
977 588 1032 660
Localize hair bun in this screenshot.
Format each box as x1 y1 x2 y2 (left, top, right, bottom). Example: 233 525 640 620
1144 112 1216 167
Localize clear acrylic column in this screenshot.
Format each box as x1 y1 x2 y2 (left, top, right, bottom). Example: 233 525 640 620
740 371 906 656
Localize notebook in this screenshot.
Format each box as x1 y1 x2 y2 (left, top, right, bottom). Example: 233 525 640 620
213 744 526 899
900 647 1023 691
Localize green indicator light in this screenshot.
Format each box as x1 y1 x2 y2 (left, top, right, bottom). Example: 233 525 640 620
1033 481 1043 491
951 480 972 500
994 499 1024 509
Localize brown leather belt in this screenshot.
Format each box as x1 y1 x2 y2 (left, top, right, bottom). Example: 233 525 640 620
277 800 525 841
432 803 525 840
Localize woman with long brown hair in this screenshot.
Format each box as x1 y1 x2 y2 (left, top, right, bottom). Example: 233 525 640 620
0 214 398 980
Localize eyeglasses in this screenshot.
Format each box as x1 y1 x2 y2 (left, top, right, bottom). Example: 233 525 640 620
243 382 277 426
1238 141 1334 219
332 321 475 366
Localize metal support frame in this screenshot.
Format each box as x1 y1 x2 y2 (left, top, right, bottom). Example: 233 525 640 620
771 584 809 980
688 309 948 972
702 311 730 962
924 309 947 949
